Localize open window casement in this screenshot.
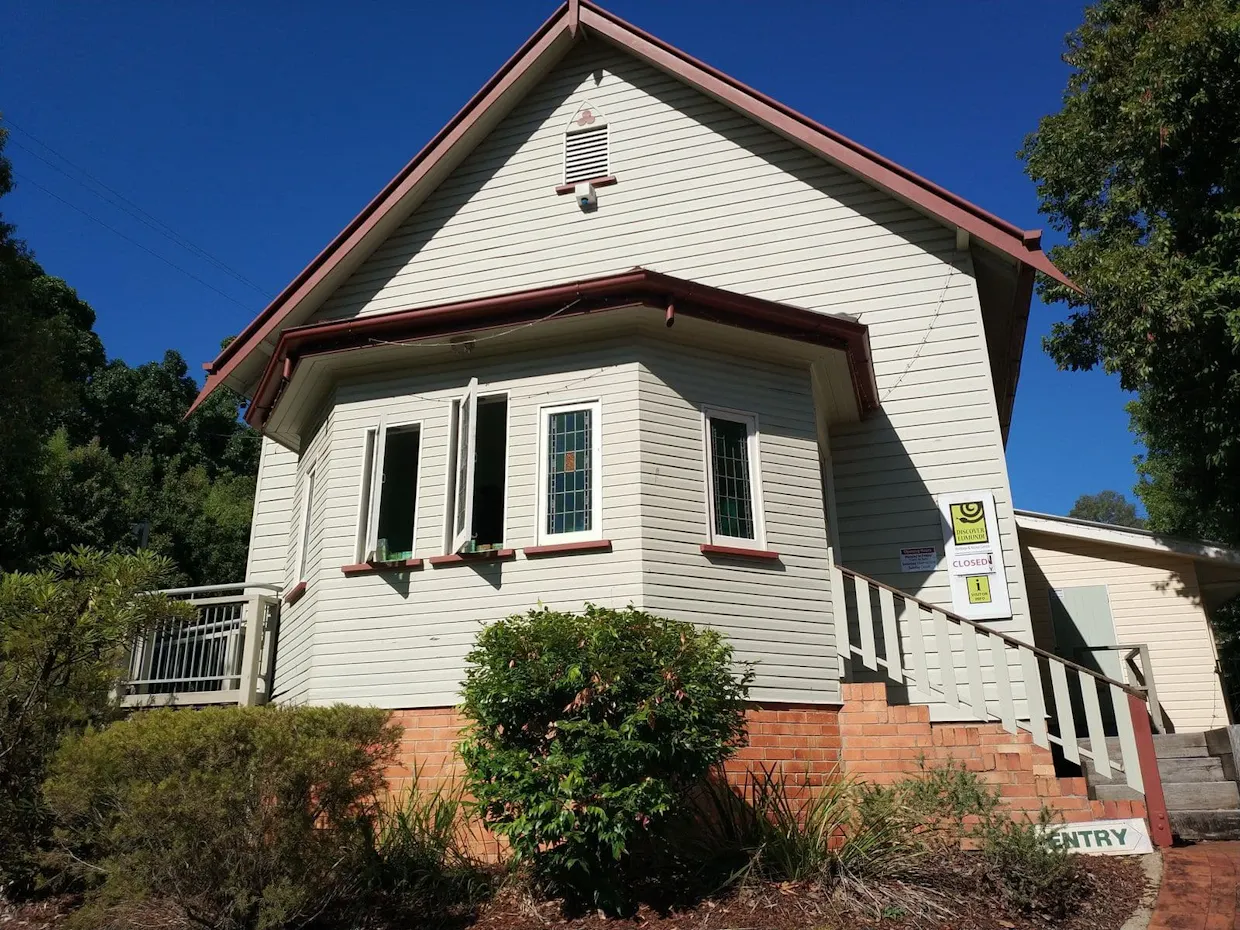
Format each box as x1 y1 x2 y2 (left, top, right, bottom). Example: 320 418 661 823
449 378 479 553
362 416 388 561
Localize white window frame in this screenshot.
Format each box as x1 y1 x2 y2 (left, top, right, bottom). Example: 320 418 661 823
356 417 424 563
701 407 766 549
536 400 603 545
295 462 317 581
442 378 479 554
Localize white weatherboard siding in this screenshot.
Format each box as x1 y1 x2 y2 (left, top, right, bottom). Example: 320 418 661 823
245 437 297 583
242 37 1030 711
1022 532 1228 733
637 344 838 704
310 344 644 708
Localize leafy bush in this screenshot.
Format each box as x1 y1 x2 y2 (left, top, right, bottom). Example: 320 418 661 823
857 758 1001 849
979 807 1083 918
0 549 188 893
458 605 752 913
43 705 400 930
367 777 494 924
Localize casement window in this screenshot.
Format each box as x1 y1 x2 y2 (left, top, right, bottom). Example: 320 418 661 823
357 421 422 562
295 463 317 581
702 409 765 548
444 378 509 553
536 401 602 544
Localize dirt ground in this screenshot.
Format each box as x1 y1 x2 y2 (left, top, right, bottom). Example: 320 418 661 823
0 854 1146 930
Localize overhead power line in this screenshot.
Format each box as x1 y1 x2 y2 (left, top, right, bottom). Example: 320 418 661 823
14 170 255 310
1 115 272 299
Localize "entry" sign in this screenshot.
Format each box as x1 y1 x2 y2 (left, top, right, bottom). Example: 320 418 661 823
1046 818 1153 856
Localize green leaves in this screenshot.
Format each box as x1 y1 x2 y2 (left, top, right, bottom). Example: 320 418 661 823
458 605 753 913
1022 0 1240 548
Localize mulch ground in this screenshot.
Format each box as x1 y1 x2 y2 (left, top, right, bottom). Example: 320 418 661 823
0 854 1146 930
469 854 1147 930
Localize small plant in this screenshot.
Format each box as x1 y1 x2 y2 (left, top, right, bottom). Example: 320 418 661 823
857 758 1000 849
367 777 494 923
458 605 752 914
43 705 400 930
978 806 1083 918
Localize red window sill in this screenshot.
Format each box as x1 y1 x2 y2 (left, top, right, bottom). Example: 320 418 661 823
340 558 424 577
283 581 307 605
429 549 516 566
523 539 612 557
699 543 781 561
554 175 617 195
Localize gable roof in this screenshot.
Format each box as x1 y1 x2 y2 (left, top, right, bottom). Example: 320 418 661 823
192 0 1072 414
1015 509 1240 567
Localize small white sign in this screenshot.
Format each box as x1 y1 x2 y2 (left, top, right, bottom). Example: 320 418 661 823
1046 818 1153 856
899 547 938 572
949 551 995 576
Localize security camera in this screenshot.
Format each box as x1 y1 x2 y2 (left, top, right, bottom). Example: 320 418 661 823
575 181 597 211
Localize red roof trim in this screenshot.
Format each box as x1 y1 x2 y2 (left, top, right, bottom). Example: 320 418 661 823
190 2 574 414
245 268 877 429
193 0 1070 414
578 1 1071 290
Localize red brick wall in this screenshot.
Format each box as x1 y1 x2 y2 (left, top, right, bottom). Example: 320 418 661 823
381 684 1145 826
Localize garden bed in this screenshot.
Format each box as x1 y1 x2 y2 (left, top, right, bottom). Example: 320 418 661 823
469 853 1146 930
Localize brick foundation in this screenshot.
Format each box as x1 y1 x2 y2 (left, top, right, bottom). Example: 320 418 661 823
382 682 1146 827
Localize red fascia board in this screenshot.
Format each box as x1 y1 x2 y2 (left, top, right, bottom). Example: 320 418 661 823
578 2 1073 291
189 2 574 414
245 268 877 428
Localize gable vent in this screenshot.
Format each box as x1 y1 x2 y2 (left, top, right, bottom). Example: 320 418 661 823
564 124 609 184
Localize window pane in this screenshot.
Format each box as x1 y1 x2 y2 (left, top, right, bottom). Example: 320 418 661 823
472 398 507 548
377 428 419 559
546 409 592 535
710 418 754 539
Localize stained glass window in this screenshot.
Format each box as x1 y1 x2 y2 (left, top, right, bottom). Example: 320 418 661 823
709 416 755 540
546 408 593 535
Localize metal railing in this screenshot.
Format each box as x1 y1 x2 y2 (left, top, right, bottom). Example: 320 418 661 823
831 564 1158 796
123 584 281 708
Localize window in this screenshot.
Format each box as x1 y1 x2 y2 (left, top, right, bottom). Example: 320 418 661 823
537 401 602 544
295 464 317 581
564 103 608 184
357 421 422 562
703 409 764 547
444 379 509 553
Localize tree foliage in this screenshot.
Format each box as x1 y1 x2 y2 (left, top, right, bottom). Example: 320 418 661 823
0 549 189 891
0 125 258 583
1067 490 1146 527
1021 0 1240 545
459 605 752 913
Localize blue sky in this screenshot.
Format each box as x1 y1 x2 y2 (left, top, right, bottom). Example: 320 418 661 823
2 0 1142 516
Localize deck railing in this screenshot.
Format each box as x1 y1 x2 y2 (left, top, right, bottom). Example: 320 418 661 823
831 564 1162 802
123 584 280 707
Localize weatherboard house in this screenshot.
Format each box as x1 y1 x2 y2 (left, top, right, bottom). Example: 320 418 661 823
130 1 1240 844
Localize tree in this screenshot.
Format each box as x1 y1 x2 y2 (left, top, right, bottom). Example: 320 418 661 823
1068 490 1146 528
0 549 189 891
1020 0 1240 546
0 126 259 582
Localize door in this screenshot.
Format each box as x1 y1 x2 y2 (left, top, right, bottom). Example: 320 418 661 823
1049 584 1121 736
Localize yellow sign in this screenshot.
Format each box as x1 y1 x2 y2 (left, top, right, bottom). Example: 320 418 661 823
950 501 989 545
966 575 992 604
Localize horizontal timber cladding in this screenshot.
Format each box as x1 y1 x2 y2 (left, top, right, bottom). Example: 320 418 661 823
635 343 839 704
1021 532 1228 733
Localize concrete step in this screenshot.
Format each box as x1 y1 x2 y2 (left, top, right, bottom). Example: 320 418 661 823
1151 732 1209 758
1170 809 1240 841
1163 781 1240 811
1159 756 1227 783
1084 754 1226 785
1094 784 1143 802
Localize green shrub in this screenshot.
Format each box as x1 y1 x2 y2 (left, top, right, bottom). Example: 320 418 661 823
979 807 1083 918
458 605 752 913
0 549 189 893
367 777 494 924
43 705 400 930
857 758 1001 849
